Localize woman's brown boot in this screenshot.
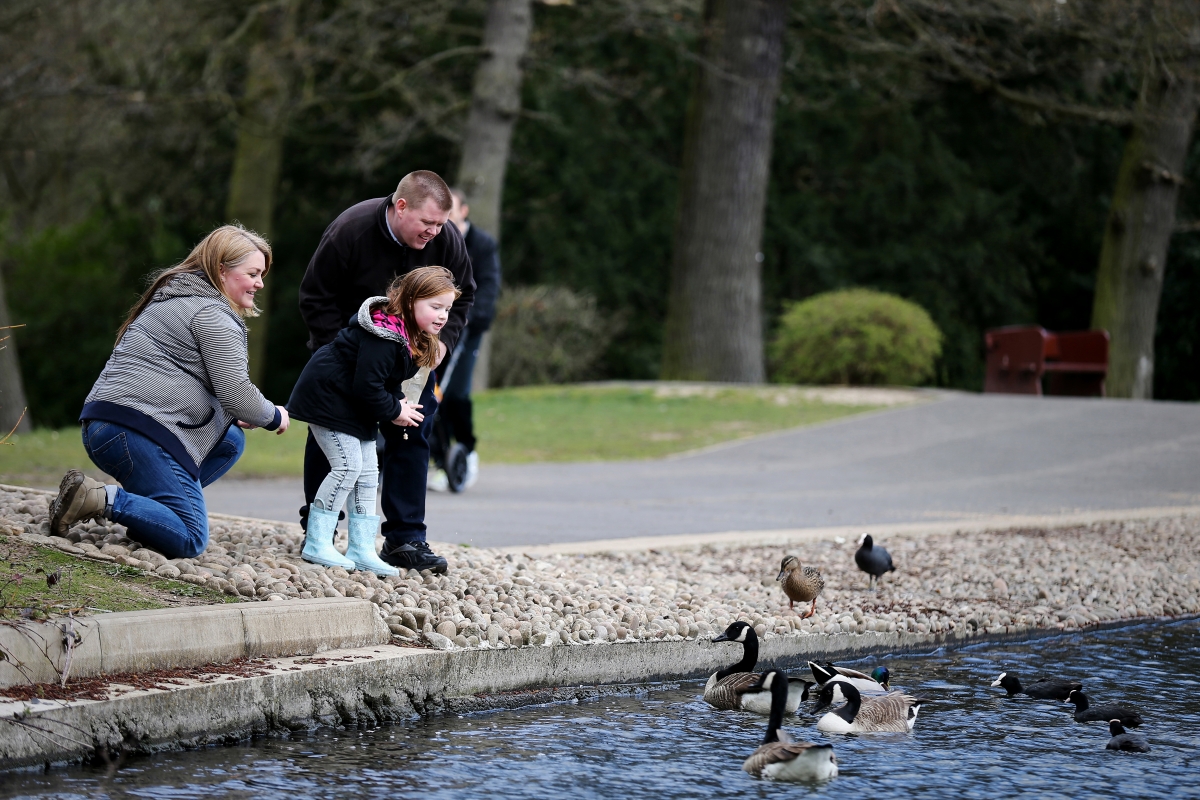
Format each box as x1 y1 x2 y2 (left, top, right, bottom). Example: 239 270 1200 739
50 469 108 536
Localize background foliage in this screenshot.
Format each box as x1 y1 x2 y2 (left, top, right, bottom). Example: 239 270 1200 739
1 0 1197 428
770 289 942 386
488 285 617 388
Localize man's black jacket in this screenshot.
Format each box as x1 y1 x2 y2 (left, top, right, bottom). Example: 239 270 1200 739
463 224 501 332
298 195 476 351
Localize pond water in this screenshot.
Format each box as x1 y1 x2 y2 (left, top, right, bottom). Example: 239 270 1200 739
4 618 1199 800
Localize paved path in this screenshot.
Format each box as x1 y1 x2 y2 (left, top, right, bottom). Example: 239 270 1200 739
203 392 1200 547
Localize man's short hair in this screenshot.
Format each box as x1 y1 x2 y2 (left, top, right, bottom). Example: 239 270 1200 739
394 171 452 212
449 187 468 206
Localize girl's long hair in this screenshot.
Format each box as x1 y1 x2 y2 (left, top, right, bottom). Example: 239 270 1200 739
115 224 272 345
385 266 460 369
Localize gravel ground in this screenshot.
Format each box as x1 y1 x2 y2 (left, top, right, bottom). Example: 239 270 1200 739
3 484 1198 651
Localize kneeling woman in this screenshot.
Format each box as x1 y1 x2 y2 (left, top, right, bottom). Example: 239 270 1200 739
50 225 290 558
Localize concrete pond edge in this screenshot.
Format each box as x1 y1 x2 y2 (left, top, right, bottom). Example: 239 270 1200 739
3 612 1194 772
0 599 390 689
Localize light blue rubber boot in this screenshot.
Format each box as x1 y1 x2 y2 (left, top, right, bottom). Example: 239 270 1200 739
346 513 399 577
301 505 355 570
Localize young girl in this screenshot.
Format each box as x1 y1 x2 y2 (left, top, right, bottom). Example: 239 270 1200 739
287 266 460 576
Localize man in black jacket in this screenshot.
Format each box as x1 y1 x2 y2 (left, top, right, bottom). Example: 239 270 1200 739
298 170 475 573
430 187 501 491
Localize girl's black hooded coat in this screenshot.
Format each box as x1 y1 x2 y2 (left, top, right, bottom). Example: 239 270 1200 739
286 296 418 440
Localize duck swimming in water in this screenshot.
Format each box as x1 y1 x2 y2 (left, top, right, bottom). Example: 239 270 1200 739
1066 689 1143 727
991 671 1081 701
702 621 807 714
814 682 923 733
741 670 839 782
809 661 891 692
1106 719 1150 753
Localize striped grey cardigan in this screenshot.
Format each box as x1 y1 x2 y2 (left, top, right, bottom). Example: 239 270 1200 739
81 272 279 477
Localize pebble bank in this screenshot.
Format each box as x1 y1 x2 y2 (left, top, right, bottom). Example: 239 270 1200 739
3 485 1198 652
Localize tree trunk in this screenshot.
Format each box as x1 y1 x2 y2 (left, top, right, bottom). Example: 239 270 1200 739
1091 70 1199 399
455 0 532 238
660 0 787 383
226 3 294 387
455 0 532 391
0 267 32 433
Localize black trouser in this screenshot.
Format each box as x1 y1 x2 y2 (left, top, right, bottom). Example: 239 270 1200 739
303 376 439 545
437 326 483 452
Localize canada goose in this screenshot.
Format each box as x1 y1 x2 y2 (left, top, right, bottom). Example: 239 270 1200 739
991 672 1081 701
777 556 825 618
815 681 923 733
854 534 895 589
809 661 891 694
703 621 807 714
1106 719 1150 752
741 670 838 782
1067 690 1143 727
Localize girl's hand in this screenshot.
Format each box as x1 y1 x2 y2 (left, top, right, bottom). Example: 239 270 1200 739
236 420 257 430
392 399 424 427
275 406 291 434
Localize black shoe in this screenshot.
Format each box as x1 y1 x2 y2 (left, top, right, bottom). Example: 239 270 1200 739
381 539 448 574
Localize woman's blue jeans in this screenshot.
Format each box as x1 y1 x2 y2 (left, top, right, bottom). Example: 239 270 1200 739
81 420 244 559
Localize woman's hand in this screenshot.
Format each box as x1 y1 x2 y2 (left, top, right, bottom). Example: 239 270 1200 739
392 399 424 427
275 406 291 434
237 406 289 433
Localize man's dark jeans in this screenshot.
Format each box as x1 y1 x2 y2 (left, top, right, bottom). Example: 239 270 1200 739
302 376 438 545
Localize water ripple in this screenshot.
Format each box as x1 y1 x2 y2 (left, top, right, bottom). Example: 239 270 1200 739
3 619 1197 800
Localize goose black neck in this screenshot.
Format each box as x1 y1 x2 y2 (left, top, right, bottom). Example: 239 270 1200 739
762 674 788 745
835 683 861 724
716 630 758 679
1071 692 1088 710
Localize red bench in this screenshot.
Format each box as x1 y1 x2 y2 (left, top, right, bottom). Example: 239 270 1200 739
984 326 1109 397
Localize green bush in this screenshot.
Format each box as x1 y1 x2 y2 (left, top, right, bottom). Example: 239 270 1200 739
769 289 942 386
489 285 618 388
3 207 184 427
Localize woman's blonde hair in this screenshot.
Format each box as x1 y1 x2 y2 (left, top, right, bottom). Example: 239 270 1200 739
116 224 272 344
385 266 460 369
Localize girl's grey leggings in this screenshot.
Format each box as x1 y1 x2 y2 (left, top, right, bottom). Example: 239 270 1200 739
308 424 378 517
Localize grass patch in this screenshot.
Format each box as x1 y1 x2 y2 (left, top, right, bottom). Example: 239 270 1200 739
474 385 879 462
0 534 231 619
0 428 92 488
0 384 886 482
0 424 310 486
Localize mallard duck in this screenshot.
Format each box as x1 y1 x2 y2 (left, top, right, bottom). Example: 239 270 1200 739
1067 689 1143 727
854 534 895 589
809 661 891 694
991 672 1081 701
1106 719 1150 752
703 621 807 714
814 682 923 733
777 555 824 618
741 670 838 782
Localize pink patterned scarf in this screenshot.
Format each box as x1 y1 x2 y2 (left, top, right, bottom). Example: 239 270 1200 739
371 307 410 350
